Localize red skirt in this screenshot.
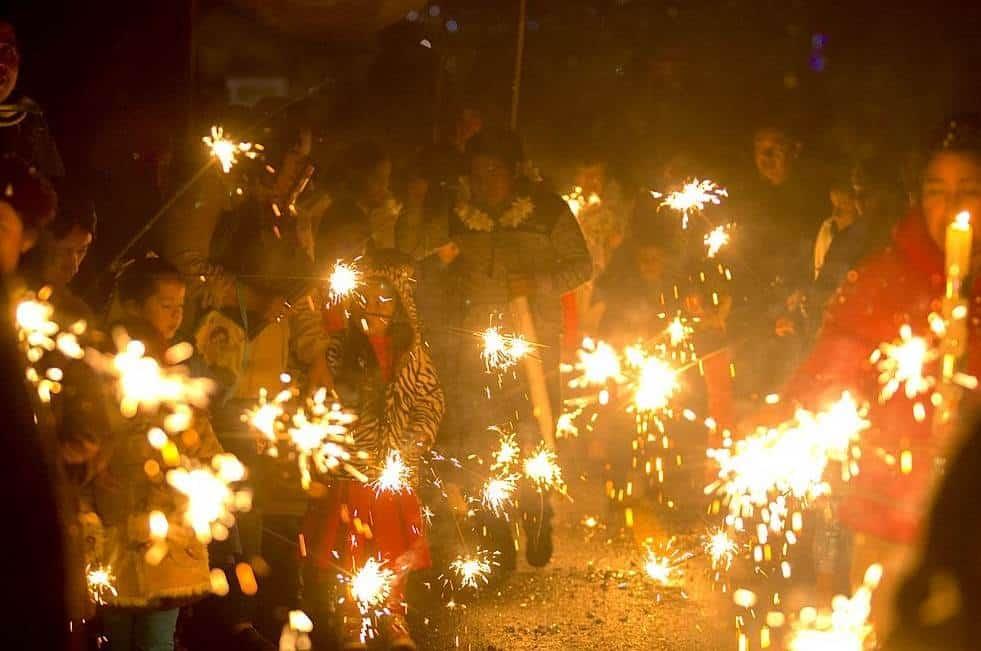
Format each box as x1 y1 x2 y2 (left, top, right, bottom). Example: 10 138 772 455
302 481 432 572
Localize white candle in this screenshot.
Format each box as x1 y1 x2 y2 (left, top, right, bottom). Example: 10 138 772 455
945 211 973 277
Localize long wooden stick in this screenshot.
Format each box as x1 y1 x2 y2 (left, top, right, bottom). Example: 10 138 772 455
509 0 528 132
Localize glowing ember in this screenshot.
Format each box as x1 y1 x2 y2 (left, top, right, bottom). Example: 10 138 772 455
871 324 936 403
448 549 495 590
350 558 395 610
787 564 881 651
203 125 257 173
666 316 689 347
652 178 727 228
370 450 412 494
702 527 739 571
86 563 118 605
704 225 732 258
480 327 532 373
481 475 519 516
166 453 251 543
15 290 86 402
523 443 564 491
328 260 362 304
633 357 679 413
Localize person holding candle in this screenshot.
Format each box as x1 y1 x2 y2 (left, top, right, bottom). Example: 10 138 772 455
773 115 981 637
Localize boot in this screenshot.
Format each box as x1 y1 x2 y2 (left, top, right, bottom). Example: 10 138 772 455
522 489 554 567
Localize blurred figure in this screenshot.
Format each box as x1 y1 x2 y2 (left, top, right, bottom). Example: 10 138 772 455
315 141 399 261
729 120 829 403
0 154 66 650
777 115 981 637
0 22 64 179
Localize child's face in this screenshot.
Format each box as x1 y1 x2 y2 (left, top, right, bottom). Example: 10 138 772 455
140 280 186 341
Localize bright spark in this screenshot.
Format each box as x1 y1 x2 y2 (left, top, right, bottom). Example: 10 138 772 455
633 357 679 413
490 430 521 471
480 327 532 373
562 186 601 218
788 564 881 651
871 324 936 403
370 450 412 494
481 475 519 516
328 260 362 304
653 178 727 228
86 563 118 605
702 528 739 571
166 453 250 543
523 443 564 491
349 558 395 611
448 549 495 590
643 538 691 586
203 125 256 173
568 338 623 388
704 225 731 258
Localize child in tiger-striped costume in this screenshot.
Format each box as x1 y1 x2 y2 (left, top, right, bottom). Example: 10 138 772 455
303 249 444 651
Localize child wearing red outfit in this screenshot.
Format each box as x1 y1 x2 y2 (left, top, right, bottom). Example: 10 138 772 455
303 251 444 651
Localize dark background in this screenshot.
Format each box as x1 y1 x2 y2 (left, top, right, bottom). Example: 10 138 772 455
3 0 981 277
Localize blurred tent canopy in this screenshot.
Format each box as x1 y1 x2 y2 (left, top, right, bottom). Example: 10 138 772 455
229 0 427 43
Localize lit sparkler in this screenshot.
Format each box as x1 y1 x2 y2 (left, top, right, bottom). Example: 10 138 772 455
704 225 732 258
370 450 413 494
328 260 362 304
447 549 496 590
567 338 623 389
86 563 118 605
481 475 519 516
203 125 257 173
15 289 86 402
632 357 679 413
871 324 936 404
349 558 395 611
523 443 564 491
643 537 691 586
787 564 881 651
652 178 727 228
480 327 532 373
702 527 739 571
166 453 251 543
490 429 521 471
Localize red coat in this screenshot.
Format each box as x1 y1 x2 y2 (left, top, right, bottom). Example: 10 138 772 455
783 211 981 544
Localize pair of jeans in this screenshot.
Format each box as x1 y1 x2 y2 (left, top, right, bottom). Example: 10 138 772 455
103 608 180 651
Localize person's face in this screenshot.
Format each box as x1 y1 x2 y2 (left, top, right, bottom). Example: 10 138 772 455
135 280 186 341
360 278 398 336
574 163 607 198
455 109 483 148
636 245 668 283
470 154 514 208
0 201 34 275
922 151 981 252
41 225 92 287
753 129 798 186
361 160 392 208
0 40 19 104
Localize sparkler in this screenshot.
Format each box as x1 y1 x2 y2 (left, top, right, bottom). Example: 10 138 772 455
490 429 521 471
787 564 881 651
643 537 691 586
328 260 362 304
370 450 413 494
15 290 86 402
871 324 936 403
86 563 118 605
202 125 257 173
632 357 679 413
523 443 564 491
567 338 623 389
447 549 496 590
349 558 395 611
480 327 532 373
702 527 739 571
704 225 732 258
481 475 519 516
166 453 251 543
652 178 727 228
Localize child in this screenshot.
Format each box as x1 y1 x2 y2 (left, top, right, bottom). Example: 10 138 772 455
91 256 221 651
303 250 444 651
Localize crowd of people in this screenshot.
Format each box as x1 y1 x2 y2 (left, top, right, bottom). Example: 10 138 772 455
2 16 980 651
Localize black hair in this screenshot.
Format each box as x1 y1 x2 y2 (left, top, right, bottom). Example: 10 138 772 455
923 114 981 162
0 154 57 231
466 129 525 171
116 256 185 306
